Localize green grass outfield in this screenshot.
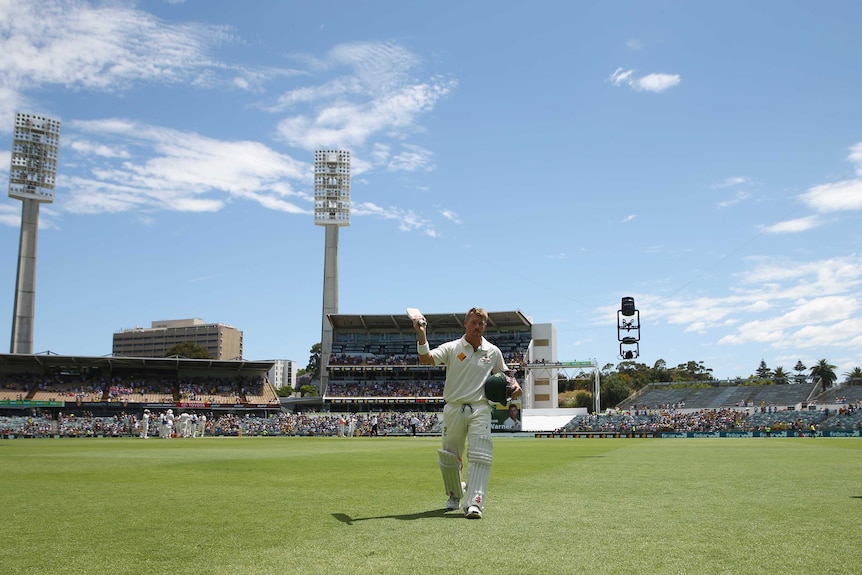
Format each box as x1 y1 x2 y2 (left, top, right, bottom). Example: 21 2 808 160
2 436 860 575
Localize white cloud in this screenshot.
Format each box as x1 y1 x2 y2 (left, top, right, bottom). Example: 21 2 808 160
277 79 455 151
0 202 21 227
635 73 681 92
69 139 130 159
630 254 862 351
370 143 390 166
0 3 453 235
609 67 680 93
714 176 749 188
850 142 862 176
800 178 862 212
0 0 238 129
763 215 821 233
60 119 310 215
798 142 862 213
717 190 751 208
609 68 635 87
721 295 860 348
387 144 434 172
440 209 461 224
353 201 438 237
274 42 456 150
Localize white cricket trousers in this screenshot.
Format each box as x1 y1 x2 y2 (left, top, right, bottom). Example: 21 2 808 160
441 402 492 458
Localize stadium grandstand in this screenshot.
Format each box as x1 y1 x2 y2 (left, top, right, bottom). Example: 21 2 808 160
0 353 280 416
0 309 540 437
322 310 532 412
620 380 822 411
552 379 862 437
2 314 861 438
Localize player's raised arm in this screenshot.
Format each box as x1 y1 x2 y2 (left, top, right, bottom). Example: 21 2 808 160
414 318 435 365
408 308 435 365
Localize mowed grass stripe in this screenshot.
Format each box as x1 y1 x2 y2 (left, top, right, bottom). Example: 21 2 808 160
1 437 859 575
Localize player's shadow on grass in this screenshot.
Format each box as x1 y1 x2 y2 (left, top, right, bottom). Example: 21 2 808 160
333 509 459 524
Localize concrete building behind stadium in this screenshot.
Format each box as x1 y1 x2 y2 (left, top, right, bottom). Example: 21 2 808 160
112 318 242 360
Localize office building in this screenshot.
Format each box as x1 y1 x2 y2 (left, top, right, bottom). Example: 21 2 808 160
112 318 242 360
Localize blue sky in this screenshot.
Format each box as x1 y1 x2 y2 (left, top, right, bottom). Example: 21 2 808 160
1 0 862 379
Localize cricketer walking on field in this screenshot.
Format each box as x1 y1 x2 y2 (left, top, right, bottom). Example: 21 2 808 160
413 307 521 519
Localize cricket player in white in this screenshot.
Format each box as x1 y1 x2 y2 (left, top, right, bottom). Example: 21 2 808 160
141 409 150 439
414 307 521 519
160 409 174 439
178 412 192 437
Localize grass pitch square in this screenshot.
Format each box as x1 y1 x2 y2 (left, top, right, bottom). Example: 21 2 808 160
1 437 860 575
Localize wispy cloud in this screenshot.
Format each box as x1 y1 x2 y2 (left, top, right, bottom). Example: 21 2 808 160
68 138 130 159
0 203 21 227
0 3 455 235
849 142 862 175
622 254 862 352
353 201 438 237
609 67 680 93
714 176 750 189
717 190 751 208
763 216 821 234
386 144 435 172
0 0 237 129
440 209 461 224
63 119 310 215
800 179 862 212
794 142 862 217
274 42 456 150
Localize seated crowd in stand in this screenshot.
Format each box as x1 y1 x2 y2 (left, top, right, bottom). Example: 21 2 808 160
0 410 442 437
325 379 444 397
0 372 273 405
325 331 530 401
561 401 862 433
2 402 859 437
328 350 526 368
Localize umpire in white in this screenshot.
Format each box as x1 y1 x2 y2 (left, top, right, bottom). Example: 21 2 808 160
414 307 521 519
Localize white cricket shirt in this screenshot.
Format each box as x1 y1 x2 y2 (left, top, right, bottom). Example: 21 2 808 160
429 335 507 405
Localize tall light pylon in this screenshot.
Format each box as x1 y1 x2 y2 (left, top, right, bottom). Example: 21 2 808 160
314 150 350 395
8 113 61 355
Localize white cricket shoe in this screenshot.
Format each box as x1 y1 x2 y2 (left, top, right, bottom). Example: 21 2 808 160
465 505 482 519
446 496 460 511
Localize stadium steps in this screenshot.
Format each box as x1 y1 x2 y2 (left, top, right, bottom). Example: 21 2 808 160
710 386 741 407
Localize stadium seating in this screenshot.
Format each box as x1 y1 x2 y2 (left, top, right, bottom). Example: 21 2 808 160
626 382 819 410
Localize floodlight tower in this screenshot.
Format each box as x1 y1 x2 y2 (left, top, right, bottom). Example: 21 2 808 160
314 149 350 395
8 113 61 354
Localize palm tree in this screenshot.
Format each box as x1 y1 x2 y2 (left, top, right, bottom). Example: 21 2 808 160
809 359 837 391
843 367 862 386
772 366 788 385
